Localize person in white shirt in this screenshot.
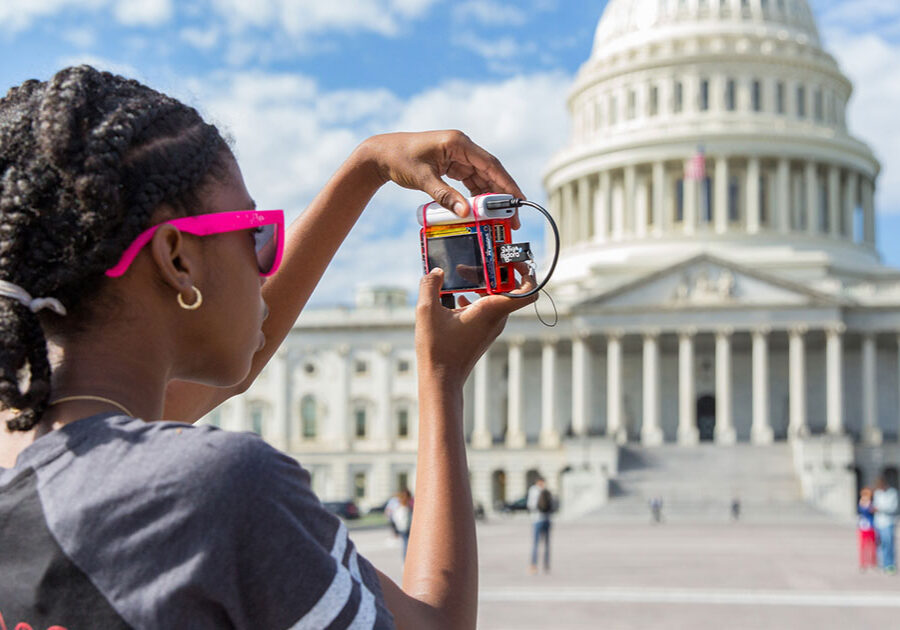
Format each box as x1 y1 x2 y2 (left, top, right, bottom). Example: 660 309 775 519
873 477 899 573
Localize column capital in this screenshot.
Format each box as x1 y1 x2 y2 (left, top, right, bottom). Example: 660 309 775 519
605 328 625 341
507 335 526 348
573 329 592 342
752 326 771 338
375 342 393 356
715 326 734 339
642 327 661 341
826 323 847 336
336 343 352 357
541 335 559 347
789 324 809 337
678 327 698 340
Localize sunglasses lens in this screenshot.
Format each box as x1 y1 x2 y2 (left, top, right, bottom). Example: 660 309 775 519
254 223 278 274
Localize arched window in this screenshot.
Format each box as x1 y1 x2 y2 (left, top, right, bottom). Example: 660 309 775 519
354 405 368 438
301 395 317 439
248 401 265 435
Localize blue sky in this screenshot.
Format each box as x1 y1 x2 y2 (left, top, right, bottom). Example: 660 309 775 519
0 0 898 306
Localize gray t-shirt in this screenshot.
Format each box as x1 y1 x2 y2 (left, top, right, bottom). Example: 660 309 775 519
0 413 395 629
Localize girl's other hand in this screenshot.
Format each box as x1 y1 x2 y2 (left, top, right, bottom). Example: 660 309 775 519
414 263 537 389
364 130 524 229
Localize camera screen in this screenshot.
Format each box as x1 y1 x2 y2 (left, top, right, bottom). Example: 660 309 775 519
426 233 486 290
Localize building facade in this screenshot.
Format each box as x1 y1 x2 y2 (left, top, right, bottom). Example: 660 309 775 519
209 0 900 518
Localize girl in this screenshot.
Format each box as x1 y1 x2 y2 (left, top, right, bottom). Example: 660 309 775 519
0 66 535 629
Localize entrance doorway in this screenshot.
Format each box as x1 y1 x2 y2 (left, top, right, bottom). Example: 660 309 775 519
697 395 716 442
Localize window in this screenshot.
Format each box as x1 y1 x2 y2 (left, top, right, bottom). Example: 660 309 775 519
776 81 785 114
649 85 659 116
814 88 823 122
249 402 264 435
355 407 367 438
725 79 736 111
759 175 768 225
699 79 709 111
397 408 409 438
303 362 316 376
627 90 636 119
354 359 368 375
797 85 806 118
674 81 683 113
301 395 317 439
752 80 762 112
701 177 712 222
728 176 741 222
675 179 684 222
353 472 366 501
397 472 409 493
397 358 410 375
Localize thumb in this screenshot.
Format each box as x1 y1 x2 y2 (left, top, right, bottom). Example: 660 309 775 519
423 170 470 218
417 267 444 311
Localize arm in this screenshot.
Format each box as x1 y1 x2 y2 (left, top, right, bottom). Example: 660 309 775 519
163 131 523 422
377 268 537 630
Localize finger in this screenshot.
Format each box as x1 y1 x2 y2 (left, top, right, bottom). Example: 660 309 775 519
421 168 470 217
446 161 475 182
417 267 444 311
456 295 472 309
446 133 525 200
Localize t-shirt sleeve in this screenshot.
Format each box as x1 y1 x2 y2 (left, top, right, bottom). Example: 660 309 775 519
214 435 395 630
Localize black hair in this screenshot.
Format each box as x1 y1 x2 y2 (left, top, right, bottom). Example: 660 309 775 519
0 65 231 431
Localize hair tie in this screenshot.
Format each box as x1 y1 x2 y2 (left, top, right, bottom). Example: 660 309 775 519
0 280 67 316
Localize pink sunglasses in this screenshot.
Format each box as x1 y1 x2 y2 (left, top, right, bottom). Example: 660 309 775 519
106 210 285 278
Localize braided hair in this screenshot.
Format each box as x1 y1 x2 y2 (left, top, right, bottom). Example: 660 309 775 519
0 65 231 431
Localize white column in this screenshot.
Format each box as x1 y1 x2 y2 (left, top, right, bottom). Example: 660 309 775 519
332 344 351 451
548 189 562 254
826 324 845 435
624 165 636 237
828 165 841 237
862 177 876 246
571 333 592 437
715 328 736 444
751 328 774 444
562 182 575 247
374 343 394 450
652 161 665 237
683 163 697 235
271 349 291 451
577 176 591 241
746 156 761 234
805 161 818 234
506 337 526 448
607 331 625 443
471 353 492 448
862 333 882 444
714 156 729 234
678 330 699 444
635 174 649 238
594 171 610 243
777 158 791 233
540 337 561 448
642 330 664 446
844 171 857 240
788 326 808 439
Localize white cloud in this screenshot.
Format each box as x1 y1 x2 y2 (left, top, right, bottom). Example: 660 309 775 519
453 1 528 26
61 26 97 48
180 26 220 50
0 0 171 32
112 0 172 26
172 70 570 306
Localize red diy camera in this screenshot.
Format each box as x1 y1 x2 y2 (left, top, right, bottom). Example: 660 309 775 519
418 193 533 297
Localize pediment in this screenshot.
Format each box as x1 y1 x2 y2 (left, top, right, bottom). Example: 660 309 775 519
573 254 845 311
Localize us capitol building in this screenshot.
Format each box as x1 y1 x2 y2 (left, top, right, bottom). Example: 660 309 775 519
209 0 900 519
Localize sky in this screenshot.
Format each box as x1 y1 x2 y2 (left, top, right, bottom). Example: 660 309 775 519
0 0 897 307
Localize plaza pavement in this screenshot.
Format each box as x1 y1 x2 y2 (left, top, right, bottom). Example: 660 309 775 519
351 515 900 630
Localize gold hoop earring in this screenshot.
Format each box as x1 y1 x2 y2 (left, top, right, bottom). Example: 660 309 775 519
177 286 203 310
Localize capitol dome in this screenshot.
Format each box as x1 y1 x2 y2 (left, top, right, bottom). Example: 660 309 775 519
543 0 882 302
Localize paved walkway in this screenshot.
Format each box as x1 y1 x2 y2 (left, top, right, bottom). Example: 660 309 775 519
351 516 900 629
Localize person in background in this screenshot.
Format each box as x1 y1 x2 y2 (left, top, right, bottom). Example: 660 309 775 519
650 496 664 524
730 497 741 522
873 477 898 574
858 487 877 572
391 489 413 561
526 477 553 575
384 494 400 537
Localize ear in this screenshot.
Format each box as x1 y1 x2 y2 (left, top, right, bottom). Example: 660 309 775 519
148 224 200 300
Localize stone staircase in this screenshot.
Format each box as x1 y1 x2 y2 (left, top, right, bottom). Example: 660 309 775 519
589 444 833 522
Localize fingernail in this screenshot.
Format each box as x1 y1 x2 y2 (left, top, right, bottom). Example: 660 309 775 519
430 267 443 275
453 201 468 215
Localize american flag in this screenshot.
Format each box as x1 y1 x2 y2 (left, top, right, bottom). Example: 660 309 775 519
685 147 706 180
